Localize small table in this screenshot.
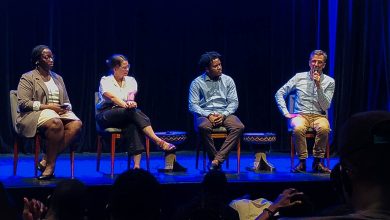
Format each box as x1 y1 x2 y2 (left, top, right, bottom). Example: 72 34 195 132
155 131 187 172
243 132 276 172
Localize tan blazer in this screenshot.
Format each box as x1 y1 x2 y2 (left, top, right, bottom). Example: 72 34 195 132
16 69 71 137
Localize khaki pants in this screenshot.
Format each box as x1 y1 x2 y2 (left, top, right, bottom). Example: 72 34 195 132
290 114 330 159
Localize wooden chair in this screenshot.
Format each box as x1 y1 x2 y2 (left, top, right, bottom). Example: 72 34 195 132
95 92 150 177
195 126 241 174
10 90 75 177
288 94 330 169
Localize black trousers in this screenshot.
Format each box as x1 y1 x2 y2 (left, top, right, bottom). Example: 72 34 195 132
96 107 151 155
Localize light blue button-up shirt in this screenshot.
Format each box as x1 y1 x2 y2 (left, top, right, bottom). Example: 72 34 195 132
189 73 239 117
275 71 335 116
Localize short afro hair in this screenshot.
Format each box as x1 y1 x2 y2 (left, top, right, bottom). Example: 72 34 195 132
198 51 221 71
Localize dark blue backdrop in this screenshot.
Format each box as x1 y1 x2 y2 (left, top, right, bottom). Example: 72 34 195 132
1 0 389 153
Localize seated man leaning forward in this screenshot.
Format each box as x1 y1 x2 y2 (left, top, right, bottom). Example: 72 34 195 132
189 51 245 171
275 49 335 174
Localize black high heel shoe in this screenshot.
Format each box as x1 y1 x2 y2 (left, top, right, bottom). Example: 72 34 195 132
37 173 55 180
37 162 46 172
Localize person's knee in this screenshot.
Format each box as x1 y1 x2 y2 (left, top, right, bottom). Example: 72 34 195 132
45 118 64 132
230 123 245 133
237 123 245 131
74 120 83 131
317 125 330 135
292 125 306 134
198 122 212 132
71 121 83 135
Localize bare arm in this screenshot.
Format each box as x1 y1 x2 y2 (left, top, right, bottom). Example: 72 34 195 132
102 91 129 108
255 188 303 220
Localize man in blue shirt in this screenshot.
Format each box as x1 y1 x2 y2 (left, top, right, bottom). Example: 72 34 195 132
189 51 245 171
275 50 335 174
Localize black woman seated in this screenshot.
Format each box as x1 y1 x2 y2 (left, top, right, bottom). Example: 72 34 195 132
16 45 82 180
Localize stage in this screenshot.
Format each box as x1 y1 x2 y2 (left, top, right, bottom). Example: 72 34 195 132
1 151 340 219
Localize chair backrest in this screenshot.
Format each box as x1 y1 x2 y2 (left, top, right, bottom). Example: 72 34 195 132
94 92 99 116
94 92 103 132
9 90 18 133
287 94 295 115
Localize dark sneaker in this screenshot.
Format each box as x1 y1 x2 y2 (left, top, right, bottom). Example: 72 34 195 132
312 162 331 174
208 162 221 171
291 162 307 173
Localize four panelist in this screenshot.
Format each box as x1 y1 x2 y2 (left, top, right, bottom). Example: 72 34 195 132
14 47 335 178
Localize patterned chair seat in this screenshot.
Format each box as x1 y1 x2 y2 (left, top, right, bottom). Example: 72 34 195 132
243 132 276 145
155 131 187 145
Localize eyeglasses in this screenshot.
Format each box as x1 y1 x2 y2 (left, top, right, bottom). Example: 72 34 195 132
120 65 130 70
42 55 55 61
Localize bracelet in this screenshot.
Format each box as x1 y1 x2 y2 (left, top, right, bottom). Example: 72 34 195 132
264 208 275 217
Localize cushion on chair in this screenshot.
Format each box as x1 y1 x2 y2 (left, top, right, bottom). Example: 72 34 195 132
211 127 228 133
103 128 122 133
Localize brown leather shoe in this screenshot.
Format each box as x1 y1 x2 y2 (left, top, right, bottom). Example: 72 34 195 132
312 162 331 174
291 161 306 173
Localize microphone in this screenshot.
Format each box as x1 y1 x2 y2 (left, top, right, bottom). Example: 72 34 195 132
313 67 319 74
312 67 320 81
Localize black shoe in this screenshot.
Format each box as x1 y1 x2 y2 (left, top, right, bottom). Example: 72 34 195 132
291 161 306 173
37 162 46 172
208 162 221 171
37 173 55 180
312 162 331 174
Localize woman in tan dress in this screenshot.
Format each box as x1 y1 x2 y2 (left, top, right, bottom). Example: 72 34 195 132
16 45 82 180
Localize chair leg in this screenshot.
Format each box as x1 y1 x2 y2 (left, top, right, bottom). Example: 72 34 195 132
34 136 40 177
70 149 75 178
326 139 330 168
127 149 131 170
13 139 18 176
195 136 200 169
202 143 206 172
110 134 117 178
96 135 102 172
146 137 150 171
237 139 241 174
290 135 295 170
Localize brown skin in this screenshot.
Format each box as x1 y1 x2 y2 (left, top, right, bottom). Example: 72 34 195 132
284 54 327 119
255 188 303 220
36 48 83 177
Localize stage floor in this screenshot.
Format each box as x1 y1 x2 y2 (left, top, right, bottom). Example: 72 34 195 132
0 151 338 188
1 151 340 219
